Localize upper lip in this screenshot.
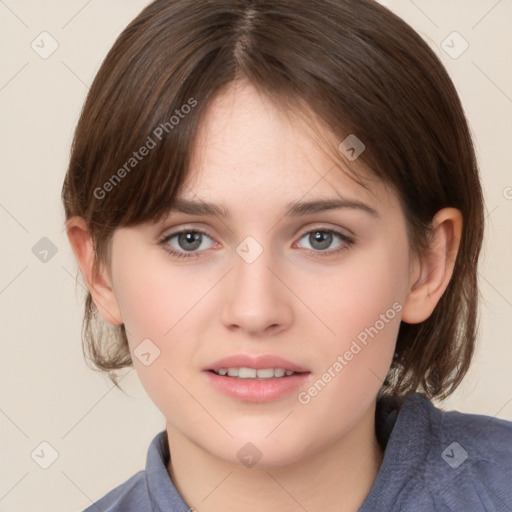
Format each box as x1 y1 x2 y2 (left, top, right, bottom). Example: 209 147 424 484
204 354 309 373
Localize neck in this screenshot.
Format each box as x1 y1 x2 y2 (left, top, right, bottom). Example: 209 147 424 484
166 400 383 512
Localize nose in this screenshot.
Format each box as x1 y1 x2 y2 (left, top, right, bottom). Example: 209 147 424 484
220 246 293 336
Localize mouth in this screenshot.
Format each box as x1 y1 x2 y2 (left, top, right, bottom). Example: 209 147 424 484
204 353 309 376
203 354 311 402
208 367 303 379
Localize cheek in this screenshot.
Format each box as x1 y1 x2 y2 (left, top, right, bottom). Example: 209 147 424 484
320 241 408 340
114 254 203 343
112 255 210 382
305 232 409 396
291 253 406 453
112 259 203 417
116 273 170 341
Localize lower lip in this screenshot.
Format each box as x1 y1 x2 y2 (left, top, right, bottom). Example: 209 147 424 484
204 371 311 403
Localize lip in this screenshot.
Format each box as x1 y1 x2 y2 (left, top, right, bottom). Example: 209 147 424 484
203 353 311 403
204 371 311 403
204 354 309 373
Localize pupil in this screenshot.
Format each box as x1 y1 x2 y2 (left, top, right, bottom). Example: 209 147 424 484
311 231 331 250
180 232 201 250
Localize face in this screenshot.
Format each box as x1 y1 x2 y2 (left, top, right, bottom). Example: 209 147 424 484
108 80 416 467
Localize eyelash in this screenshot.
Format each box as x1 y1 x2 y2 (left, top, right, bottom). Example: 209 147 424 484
159 227 354 260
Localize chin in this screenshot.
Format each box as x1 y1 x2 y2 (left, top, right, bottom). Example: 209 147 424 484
206 430 310 469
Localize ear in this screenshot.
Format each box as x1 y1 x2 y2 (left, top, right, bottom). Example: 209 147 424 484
65 216 123 326
401 207 463 324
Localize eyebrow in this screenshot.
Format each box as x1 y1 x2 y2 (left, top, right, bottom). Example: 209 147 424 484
169 197 380 218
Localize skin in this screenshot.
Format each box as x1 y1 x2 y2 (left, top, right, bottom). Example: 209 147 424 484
67 79 462 512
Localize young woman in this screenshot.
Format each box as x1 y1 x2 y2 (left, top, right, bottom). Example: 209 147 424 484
62 0 512 510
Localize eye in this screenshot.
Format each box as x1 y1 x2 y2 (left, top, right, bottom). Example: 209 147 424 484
159 227 354 260
295 228 354 257
160 229 216 260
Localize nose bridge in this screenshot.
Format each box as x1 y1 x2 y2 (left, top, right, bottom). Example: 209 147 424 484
221 236 292 333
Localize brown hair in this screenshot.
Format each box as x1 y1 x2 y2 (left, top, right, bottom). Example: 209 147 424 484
62 0 484 401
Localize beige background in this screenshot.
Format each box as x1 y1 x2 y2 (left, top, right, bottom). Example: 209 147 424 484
1 1 511 511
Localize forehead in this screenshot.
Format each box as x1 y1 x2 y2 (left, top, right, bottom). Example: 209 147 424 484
182 80 394 212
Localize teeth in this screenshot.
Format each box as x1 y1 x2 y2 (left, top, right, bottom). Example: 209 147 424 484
256 368 274 378
214 367 297 379
239 367 257 378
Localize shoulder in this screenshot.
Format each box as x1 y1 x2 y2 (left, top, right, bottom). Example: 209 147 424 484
362 392 512 511
82 470 150 512
408 393 512 510
434 396 512 457
82 430 174 512
81 430 191 511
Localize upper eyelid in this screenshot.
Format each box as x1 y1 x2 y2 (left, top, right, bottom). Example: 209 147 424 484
161 226 216 243
162 223 351 236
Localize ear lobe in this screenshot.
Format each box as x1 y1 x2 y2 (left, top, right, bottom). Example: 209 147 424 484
65 216 123 326
401 208 463 324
